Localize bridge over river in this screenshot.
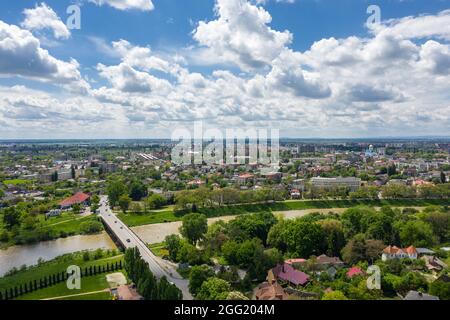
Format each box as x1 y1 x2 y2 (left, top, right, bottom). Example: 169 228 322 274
98 196 192 300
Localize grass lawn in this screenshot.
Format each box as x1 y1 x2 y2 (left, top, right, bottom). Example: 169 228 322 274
39 214 102 235
117 198 449 227
0 250 123 291
15 273 112 300
2 179 32 186
118 210 180 227
148 242 168 258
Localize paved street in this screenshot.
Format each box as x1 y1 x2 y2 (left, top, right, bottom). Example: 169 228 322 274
98 196 192 300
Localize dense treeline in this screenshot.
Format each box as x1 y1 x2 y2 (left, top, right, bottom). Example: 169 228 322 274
174 187 287 212
124 248 182 300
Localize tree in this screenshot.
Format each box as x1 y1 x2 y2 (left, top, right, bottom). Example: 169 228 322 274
396 220 436 247
267 218 325 257
72 203 81 215
340 206 375 238
318 219 346 257
196 277 231 300
80 220 103 234
179 213 208 245
91 194 100 213
137 272 157 300
129 180 148 201
429 280 450 300
226 291 249 300
341 235 385 264
423 211 450 243
176 241 207 265
322 290 348 300
157 276 182 300
225 212 277 244
189 265 214 296
440 171 447 184
387 163 397 176
118 194 131 213
106 179 127 206
2 207 21 230
165 234 182 261
146 194 166 210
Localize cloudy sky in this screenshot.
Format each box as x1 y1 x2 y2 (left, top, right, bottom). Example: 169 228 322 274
0 0 449 139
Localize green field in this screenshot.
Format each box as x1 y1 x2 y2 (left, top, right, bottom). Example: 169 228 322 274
2 179 32 186
148 242 168 258
15 273 112 300
118 198 449 227
0 250 124 300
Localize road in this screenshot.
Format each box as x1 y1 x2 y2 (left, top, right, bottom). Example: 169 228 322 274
98 196 192 300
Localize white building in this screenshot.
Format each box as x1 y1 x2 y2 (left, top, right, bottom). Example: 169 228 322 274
382 245 418 261
310 177 361 192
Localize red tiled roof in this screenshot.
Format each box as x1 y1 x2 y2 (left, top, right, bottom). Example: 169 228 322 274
383 245 401 254
272 263 309 286
238 173 254 179
59 192 90 207
405 245 417 254
383 245 417 255
346 267 364 278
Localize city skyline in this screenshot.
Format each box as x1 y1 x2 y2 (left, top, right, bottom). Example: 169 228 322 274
0 0 450 139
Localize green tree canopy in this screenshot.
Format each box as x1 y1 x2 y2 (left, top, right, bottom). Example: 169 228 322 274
179 213 208 245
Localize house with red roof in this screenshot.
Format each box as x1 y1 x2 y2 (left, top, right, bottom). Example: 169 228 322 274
346 266 365 278
271 263 310 287
381 245 418 261
59 192 90 209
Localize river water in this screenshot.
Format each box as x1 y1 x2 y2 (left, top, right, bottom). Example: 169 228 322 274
0 233 116 276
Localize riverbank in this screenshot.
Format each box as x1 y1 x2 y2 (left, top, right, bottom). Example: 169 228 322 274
0 232 116 276
0 211 103 250
118 198 449 227
0 250 124 300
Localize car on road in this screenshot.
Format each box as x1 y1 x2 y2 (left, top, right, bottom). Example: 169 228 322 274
114 221 117 223
126 239 131 243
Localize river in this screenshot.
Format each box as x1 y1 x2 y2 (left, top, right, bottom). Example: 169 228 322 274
0 233 116 276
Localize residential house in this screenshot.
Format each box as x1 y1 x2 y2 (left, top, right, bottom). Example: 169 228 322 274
381 245 418 261
316 254 345 268
421 255 448 272
59 192 90 209
271 263 310 287
45 209 62 218
236 173 255 185
254 281 289 300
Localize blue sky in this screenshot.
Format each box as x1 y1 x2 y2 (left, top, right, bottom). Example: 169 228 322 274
0 0 449 138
